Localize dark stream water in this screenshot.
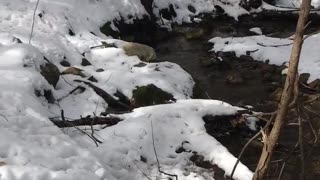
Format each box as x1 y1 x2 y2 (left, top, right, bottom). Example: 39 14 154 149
152 18 320 179
118 15 320 179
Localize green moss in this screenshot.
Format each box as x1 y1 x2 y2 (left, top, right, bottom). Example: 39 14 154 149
132 84 174 107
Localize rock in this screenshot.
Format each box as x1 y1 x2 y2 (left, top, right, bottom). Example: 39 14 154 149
299 73 310 84
240 0 262 10
159 4 177 20
88 76 98 82
265 59 270 64
68 29 75 36
13 37 23 44
270 88 283 101
185 28 205 39
44 90 55 103
96 68 104 72
34 89 55 103
122 42 157 62
132 84 174 107
225 71 244 85
199 57 215 67
188 5 196 13
140 0 155 18
61 67 86 77
40 58 60 88
214 5 225 14
81 58 92 66
173 26 205 39
133 62 147 67
100 22 120 38
221 51 236 57
60 60 71 67
113 90 131 105
199 53 220 67
239 55 253 61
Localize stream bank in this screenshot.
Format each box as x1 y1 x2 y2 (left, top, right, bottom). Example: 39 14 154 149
101 13 320 179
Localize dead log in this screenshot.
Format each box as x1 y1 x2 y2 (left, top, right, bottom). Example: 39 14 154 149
74 79 132 111
51 116 122 128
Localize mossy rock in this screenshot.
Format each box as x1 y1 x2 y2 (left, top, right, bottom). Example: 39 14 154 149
132 84 174 107
122 42 157 62
40 57 60 88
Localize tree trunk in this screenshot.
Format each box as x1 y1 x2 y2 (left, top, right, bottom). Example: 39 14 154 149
253 0 312 179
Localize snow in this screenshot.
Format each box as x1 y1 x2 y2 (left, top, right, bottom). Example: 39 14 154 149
0 44 107 180
249 27 263 35
0 0 255 180
72 100 253 180
210 34 320 82
153 0 248 23
276 0 320 8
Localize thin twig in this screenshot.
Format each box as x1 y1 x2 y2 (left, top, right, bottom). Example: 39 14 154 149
29 0 40 44
0 114 8 122
298 109 305 180
277 143 299 180
132 160 152 180
230 114 275 179
151 120 178 180
57 86 84 102
60 110 102 147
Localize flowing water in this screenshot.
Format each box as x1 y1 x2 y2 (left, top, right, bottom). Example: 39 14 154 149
118 15 320 179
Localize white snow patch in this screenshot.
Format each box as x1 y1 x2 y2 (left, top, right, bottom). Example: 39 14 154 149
249 27 263 35
210 34 320 82
72 99 253 180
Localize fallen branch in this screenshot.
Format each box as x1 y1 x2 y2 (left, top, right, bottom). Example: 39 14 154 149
74 79 132 111
51 115 122 128
57 86 85 102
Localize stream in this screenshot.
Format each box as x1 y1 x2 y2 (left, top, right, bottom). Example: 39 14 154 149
117 15 320 179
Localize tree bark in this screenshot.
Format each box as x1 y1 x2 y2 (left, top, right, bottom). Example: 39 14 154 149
253 0 312 179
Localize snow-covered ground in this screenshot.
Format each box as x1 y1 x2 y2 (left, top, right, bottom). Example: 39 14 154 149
0 0 255 180
210 33 320 82
276 0 320 8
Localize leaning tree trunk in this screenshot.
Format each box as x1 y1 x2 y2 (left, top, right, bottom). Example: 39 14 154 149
253 0 312 179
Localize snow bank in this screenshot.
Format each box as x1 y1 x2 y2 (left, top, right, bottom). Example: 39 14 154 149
73 99 253 180
0 0 195 118
0 44 109 180
210 34 320 82
153 0 248 23
276 0 320 8
0 0 254 179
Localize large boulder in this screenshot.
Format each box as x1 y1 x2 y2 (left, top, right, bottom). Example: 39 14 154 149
122 42 157 62
40 58 60 88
